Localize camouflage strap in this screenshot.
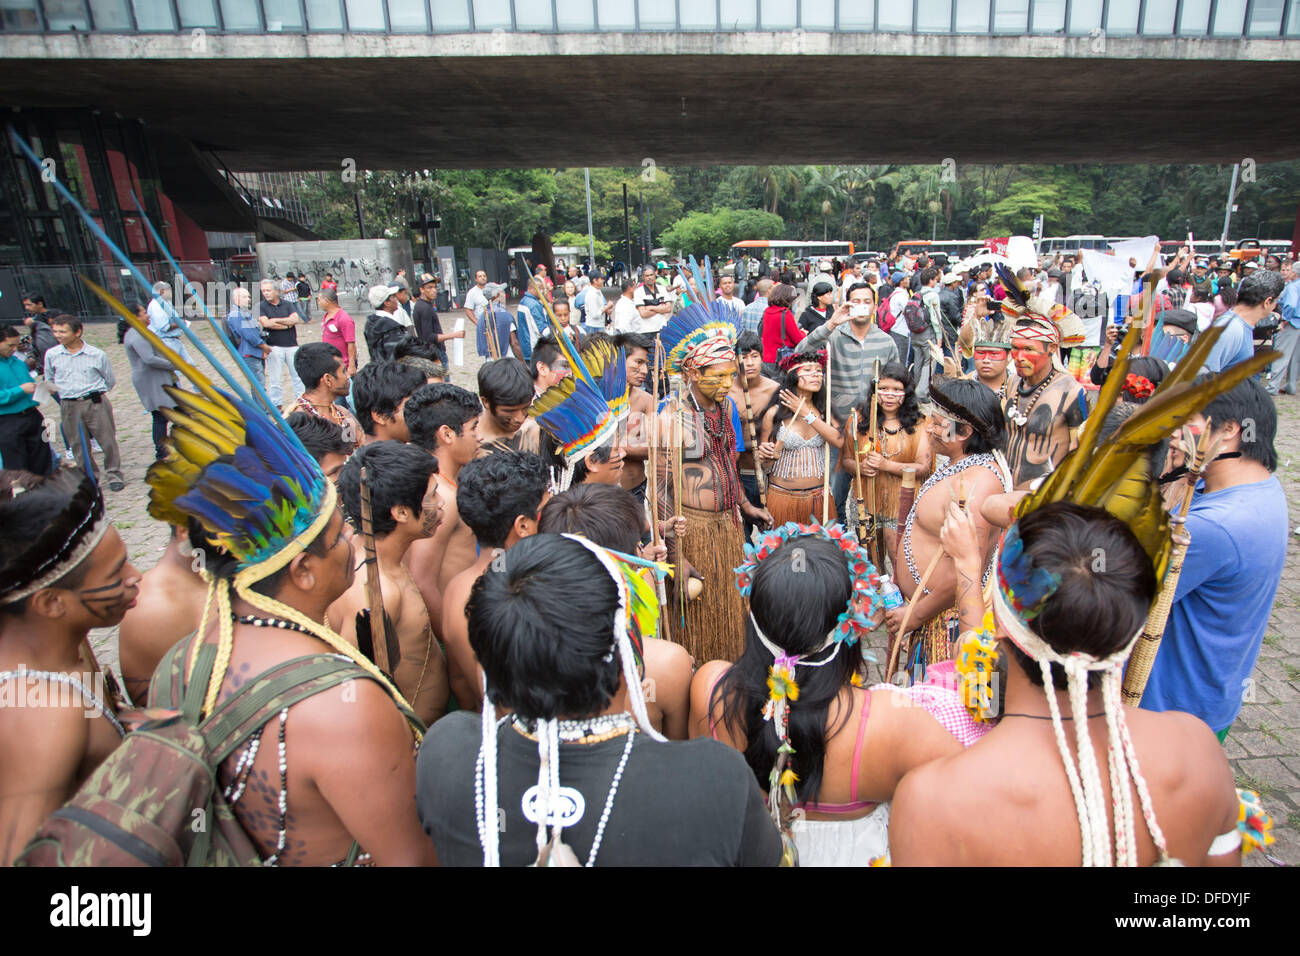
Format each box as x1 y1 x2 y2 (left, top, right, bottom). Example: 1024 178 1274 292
203 655 423 765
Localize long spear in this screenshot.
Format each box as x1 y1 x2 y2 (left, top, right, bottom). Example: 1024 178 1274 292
356 465 399 676
821 343 833 524
1122 425 1217 705
867 357 882 559
647 341 668 614
849 410 877 568
740 371 768 511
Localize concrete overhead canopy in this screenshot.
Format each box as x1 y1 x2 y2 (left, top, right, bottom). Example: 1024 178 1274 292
2 31 1298 170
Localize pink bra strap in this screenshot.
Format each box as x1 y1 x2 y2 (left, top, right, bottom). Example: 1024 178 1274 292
849 689 872 803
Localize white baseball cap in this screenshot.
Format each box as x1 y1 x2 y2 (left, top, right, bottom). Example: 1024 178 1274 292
368 284 400 309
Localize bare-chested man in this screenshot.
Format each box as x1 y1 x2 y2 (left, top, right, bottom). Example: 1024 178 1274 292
729 329 780 539
440 452 551 710
0 470 140 863
403 384 482 638
1003 316 1087 490
656 308 772 664
892 502 1242 867
118 522 207 704
330 441 449 727
352 360 427 445
538 482 695 739
287 411 354 481
886 377 1011 678
613 332 658 501
475 357 541 456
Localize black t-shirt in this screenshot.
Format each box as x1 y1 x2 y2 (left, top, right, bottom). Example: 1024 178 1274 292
412 298 444 350
257 299 298 347
416 711 781 867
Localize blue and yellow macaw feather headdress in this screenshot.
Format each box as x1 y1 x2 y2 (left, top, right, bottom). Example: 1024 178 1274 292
84 279 328 569
530 340 629 464
660 256 738 376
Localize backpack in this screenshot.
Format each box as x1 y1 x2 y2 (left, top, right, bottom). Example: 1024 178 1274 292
902 292 928 335
15 638 419 867
876 293 896 332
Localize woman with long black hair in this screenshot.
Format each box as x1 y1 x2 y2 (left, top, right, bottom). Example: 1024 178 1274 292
842 361 932 539
755 351 843 526
689 530 990 865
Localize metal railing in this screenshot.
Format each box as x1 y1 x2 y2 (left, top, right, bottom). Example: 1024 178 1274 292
3 0 1297 37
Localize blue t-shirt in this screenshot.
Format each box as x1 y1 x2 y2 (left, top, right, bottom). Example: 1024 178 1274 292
1202 311 1253 373
1140 476 1288 732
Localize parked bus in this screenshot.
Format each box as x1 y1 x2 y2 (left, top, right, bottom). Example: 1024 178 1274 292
729 239 855 263
889 239 994 261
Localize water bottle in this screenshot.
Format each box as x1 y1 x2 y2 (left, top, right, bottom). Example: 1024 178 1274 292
879 574 904 610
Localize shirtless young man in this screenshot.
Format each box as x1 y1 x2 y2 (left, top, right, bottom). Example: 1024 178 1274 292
439 452 550 711
118 522 207 703
403 384 482 638
475 357 541 456
0 471 140 862
891 502 1242 867
287 412 353 481
612 332 657 501
352 361 428 445
886 377 1011 676
183 501 434 866
656 310 772 663
1003 317 1087 490
330 441 449 727
537 482 694 739
729 330 780 538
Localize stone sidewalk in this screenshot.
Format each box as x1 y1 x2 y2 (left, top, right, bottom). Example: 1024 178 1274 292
66 318 1300 866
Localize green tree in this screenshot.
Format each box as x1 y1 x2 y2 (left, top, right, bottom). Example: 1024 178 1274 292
552 230 613 260
550 167 682 249
659 207 784 260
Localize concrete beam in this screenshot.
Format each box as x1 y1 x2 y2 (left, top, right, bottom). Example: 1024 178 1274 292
3 33 1298 169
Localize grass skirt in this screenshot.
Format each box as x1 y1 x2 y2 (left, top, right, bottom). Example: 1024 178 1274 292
668 505 748 663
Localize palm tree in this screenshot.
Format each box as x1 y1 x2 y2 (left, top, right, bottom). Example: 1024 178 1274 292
839 165 899 249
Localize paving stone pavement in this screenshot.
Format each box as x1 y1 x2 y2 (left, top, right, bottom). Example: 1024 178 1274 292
61 316 1300 867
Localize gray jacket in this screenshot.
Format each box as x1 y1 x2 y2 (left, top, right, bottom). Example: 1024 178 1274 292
123 328 178 412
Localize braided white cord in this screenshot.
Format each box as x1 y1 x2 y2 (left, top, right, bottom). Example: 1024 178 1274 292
1115 687 1173 863
1041 659 1093 867
534 718 553 855
1103 671 1138 867
477 695 502 867
547 720 562 848
1067 661 1111 866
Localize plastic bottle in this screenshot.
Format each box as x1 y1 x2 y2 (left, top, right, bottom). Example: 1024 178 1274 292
878 574 904 610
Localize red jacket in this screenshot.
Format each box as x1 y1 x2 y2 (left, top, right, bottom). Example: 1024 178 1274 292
761 305 805 362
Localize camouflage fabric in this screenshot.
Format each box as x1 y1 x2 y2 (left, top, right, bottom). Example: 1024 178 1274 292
17 635 422 867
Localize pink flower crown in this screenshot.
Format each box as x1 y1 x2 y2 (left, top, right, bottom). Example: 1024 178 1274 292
733 521 881 645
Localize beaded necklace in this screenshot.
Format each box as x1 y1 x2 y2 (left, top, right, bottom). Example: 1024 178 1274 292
512 711 639 745
235 614 317 635
476 713 638 867
1005 369 1057 427
0 668 125 737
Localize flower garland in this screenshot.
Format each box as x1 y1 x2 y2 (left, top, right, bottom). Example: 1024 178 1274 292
734 521 882 644
954 612 1000 723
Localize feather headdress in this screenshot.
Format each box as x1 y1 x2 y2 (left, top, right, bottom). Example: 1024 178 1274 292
995 263 1086 351
16 127 415 725
660 257 739 376
530 339 629 466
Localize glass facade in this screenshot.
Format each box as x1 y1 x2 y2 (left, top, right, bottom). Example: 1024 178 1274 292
0 0 1294 33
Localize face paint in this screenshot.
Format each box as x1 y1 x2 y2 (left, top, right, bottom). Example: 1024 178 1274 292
1011 340 1051 379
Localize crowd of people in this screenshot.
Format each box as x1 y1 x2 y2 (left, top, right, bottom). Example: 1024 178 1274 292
0 224 1292 868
